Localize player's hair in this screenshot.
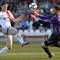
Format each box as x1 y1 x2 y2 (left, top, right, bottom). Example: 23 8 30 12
1 2 8 6
54 6 60 10
55 2 60 6
54 2 60 10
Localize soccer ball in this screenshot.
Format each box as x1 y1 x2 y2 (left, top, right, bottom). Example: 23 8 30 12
29 3 37 9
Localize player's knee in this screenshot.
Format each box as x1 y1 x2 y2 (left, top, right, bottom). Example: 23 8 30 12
13 29 19 35
44 40 49 46
9 27 19 35
8 46 12 50
41 41 49 48
15 30 19 34
7 45 12 50
41 42 46 48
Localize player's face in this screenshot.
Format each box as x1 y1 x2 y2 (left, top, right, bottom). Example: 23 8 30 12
55 6 60 16
1 4 8 11
57 6 60 10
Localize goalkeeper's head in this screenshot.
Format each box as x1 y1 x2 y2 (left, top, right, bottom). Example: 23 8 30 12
54 2 60 10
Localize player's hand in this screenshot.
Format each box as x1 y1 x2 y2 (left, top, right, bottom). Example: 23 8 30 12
34 11 39 16
31 11 39 16
30 14 38 21
30 14 35 19
20 14 25 20
21 14 24 18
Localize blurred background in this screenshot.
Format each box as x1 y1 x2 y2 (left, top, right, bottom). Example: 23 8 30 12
0 0 60 43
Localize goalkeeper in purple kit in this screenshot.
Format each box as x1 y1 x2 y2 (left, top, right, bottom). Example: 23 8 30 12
30 2 60 58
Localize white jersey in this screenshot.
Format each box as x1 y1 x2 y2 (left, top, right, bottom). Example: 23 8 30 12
0 10 14 28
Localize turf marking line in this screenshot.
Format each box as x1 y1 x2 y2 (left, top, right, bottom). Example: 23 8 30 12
1 52 60 55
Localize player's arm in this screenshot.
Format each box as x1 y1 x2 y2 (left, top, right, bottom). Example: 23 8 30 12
37 14 54 19
32 11 54 19
30 14 53 24
7 10 24 22
30 14 38 22
11 14 24 22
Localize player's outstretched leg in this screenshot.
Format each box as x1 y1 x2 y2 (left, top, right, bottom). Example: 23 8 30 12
42 43 52 58
14 31 30 47
9 27 30 47
0 35 12 54
0 47 8 54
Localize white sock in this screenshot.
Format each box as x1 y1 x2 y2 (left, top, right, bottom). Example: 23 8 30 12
14 33 24 44
0 47 8 54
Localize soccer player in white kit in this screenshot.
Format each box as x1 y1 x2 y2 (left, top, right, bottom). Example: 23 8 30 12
0 2 29 54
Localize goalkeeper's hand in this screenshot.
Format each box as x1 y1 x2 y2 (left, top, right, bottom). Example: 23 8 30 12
30 14 35 19
30 14 38 22
33 11 40 16
31 9 39 16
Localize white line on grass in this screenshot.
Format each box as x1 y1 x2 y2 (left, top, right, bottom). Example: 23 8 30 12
1 52 60 55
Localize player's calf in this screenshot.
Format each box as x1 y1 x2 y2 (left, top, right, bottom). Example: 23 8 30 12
42 42 52 58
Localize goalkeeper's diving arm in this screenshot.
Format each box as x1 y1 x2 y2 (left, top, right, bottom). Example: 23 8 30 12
33 11 54 19
31 14 53 24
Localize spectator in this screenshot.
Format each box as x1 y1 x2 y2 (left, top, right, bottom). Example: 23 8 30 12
20 20 28 30
26 18 33 30
15 2 24 17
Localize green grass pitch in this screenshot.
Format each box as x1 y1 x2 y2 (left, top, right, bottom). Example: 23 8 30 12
0 43 60 60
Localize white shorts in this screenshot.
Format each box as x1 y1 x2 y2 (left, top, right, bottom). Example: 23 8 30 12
2 27 18 35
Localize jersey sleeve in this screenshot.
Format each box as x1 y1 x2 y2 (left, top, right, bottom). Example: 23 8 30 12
8 10 15 19
38 19 53 24
37 14 53 19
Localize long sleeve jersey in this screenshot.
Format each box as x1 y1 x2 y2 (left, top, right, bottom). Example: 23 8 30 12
37 14 53 19
37 15 60 36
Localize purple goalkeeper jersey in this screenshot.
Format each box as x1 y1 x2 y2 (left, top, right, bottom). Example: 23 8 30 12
38 15 60 36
